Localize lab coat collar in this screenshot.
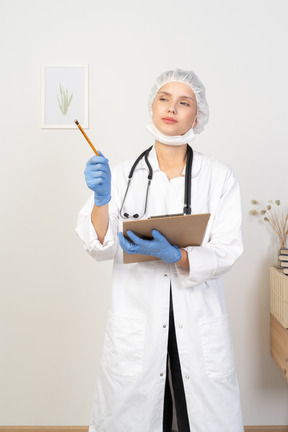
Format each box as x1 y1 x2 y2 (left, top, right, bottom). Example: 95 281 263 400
135 145 201 178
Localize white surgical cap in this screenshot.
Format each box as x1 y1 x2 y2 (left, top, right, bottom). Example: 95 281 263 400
148 68 209 134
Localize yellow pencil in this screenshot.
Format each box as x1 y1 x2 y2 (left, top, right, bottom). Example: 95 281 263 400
74 120 99 156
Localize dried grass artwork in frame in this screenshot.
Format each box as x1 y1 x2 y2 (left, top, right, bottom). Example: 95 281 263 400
41 64 88 129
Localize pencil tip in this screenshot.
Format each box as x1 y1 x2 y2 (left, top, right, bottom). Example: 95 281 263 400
74 119 79 125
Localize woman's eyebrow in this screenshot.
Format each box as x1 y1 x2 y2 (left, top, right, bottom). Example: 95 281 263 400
158 91 195 101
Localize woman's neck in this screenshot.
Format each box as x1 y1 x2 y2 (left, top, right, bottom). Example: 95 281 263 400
155 141 187 180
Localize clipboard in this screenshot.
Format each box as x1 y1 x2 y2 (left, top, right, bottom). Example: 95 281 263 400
123 213 210 264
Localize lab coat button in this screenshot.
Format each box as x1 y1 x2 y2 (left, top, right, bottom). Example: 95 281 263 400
178 324 183 328
160 372 164 377
164 274 168 277
174 273 178 278
185 375 190 380
163 324 167 328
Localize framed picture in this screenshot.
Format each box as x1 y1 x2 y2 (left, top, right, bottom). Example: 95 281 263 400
41 64 88 129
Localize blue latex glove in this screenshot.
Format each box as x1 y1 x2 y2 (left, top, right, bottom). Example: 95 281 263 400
84 151 111 206
118 229 181 263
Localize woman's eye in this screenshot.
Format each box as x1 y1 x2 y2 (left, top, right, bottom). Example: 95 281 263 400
180 101 190 107
159 97 168 101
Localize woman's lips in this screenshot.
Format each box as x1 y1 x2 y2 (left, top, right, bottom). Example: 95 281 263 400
162 117 178 124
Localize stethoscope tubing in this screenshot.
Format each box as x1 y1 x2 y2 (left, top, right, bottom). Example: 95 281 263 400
184 145 193 215
120 145 193 219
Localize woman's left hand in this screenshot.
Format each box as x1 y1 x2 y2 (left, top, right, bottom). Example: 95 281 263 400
118 229 181 263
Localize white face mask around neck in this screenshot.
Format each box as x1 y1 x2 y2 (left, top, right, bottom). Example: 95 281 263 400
146 123 196 146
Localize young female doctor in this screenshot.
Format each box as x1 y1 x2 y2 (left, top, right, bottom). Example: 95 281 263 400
76 69 244 432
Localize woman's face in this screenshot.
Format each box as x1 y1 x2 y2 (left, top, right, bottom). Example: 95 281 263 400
152 81 197 136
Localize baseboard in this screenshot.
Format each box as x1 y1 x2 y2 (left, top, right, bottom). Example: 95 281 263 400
245 428 288 432
0 428 88 432
0 426 288 432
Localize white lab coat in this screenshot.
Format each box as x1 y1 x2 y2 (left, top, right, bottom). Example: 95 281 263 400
76 146 244 432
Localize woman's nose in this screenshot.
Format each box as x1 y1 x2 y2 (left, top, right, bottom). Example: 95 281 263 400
168 103 176 114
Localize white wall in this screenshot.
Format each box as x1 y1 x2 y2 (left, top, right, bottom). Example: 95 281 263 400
1 0 288 426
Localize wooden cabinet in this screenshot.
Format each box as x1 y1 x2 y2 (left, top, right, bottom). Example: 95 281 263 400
270 266 288 382
270 313 288 382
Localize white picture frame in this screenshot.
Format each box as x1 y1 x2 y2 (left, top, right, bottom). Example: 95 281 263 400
41 64 89 129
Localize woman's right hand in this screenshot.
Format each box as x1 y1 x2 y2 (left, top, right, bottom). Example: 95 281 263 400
84 151 111 206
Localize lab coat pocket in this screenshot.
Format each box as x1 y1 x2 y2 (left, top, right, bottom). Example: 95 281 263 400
199 315 235 380
103 312 145 380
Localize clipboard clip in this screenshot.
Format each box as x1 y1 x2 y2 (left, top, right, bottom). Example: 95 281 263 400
148 213 184 219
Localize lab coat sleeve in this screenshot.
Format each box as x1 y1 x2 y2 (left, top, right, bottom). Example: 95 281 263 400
178 168 243 287
75 166 122 261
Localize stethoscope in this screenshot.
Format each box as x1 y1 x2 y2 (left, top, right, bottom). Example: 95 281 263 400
119 144 193 219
